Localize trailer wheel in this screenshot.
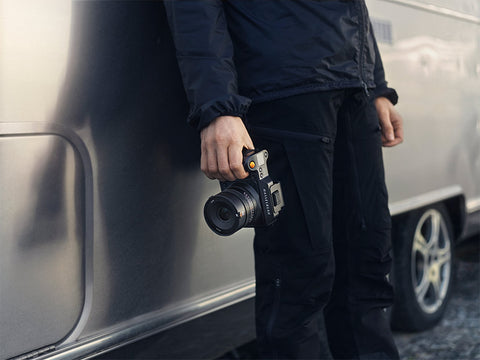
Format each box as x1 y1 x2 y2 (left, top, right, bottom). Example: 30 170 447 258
391 204 455 331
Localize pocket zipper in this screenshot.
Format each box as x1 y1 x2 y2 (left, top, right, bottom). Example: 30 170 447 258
249 125 332 144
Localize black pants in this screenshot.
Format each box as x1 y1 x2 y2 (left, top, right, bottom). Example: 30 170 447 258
247 90 399 360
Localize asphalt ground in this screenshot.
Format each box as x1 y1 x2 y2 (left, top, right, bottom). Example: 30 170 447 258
220 237 480 360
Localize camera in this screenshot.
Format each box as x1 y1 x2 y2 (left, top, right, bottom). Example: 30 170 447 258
204 149 284 236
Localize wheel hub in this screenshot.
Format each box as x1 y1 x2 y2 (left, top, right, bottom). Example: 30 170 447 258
411 209 452 314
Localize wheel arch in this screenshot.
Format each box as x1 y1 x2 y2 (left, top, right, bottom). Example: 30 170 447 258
391 194 466 242
442 195 466 243
389 186 467 242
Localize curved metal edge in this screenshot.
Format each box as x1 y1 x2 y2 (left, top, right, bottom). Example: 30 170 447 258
381 0 480 25
466 197 480 213
36 279 256 360
0 122 94 349
389 185 464 216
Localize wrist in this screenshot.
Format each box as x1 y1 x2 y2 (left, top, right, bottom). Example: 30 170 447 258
374 87 398 105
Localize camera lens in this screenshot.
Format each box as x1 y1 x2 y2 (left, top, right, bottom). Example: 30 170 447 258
204 183 260 236
218 207 233 221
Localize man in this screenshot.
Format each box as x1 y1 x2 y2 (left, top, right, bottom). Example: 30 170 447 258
164 1 403 359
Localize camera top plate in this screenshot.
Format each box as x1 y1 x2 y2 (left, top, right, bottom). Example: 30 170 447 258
244 149 269 179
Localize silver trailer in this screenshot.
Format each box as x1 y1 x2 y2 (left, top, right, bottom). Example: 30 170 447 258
0 1 478 359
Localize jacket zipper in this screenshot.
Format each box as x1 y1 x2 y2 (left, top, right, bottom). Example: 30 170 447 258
354 2 370 229
266 277 281 359
358 1 370 97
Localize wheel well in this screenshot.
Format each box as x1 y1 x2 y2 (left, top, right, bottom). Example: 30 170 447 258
443 195 466 242
391 195 466 242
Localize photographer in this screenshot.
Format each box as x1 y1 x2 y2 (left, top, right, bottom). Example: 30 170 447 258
165 1 403 359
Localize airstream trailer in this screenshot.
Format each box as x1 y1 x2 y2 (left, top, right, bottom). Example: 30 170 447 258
0 0 478 359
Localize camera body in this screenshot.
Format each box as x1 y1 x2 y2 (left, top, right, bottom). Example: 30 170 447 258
204 149 284 236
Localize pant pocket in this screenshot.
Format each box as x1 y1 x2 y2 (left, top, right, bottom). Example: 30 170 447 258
282 137 334 251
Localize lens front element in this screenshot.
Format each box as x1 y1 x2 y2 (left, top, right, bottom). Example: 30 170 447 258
218 207 233 221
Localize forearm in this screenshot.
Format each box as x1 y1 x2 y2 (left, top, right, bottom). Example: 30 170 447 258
164 0 251 131
371 26 398 105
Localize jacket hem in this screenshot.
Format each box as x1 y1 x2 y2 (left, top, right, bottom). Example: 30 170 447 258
249 80 374 104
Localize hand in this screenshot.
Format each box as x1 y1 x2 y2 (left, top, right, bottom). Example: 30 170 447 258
375 96 404 147
200 115 255 181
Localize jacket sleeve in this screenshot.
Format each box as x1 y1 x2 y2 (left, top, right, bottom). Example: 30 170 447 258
164 0 251 131
371 30 399 105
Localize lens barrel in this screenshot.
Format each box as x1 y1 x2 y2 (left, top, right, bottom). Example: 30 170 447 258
204 183 259 236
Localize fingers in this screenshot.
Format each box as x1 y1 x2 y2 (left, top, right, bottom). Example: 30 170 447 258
378 106 395 143
244 133 255 151
200 115 254 181
200 143 215 180
382 110 404 147
375 97 404 148
229 145 249 179
391 111 404 144
201 142 231 181
217 146 235 181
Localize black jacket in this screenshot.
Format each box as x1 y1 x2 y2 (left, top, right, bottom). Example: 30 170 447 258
164 0 398 131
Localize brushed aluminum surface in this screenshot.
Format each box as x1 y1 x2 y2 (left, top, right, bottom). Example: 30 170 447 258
34 280 255 360
0 135 84 359
367 0 480 210
1 0 479 359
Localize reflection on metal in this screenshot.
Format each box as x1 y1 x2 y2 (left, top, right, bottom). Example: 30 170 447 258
370 0 480 226
383 0 480 24
0 122 94 360
389 186 463 216
11 346 56 360
466 198 480 213
381 36 477 78
36 280 255 360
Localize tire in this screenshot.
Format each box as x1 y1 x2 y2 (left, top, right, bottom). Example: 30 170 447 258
390 203 455 331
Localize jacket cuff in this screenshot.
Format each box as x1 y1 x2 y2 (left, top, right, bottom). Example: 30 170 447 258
373 86 399 105
189 95 252 132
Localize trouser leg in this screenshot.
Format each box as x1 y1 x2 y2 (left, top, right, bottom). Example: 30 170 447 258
252 139 335 359
247 91 342 359
325 91 399 359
